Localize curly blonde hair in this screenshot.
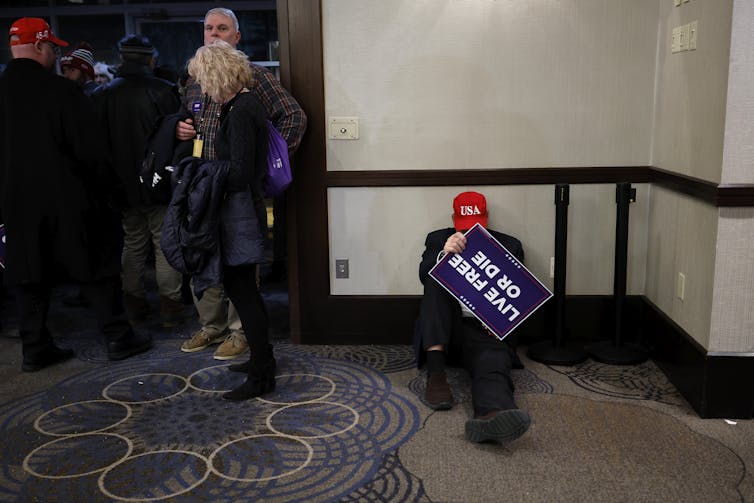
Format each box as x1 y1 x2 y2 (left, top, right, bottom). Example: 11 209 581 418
187 40 252 103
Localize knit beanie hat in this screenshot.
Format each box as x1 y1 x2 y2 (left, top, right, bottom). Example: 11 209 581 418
60 42 95 80
118 34 155 56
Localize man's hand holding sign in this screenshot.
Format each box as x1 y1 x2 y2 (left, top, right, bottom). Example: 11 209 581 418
430 223 552 341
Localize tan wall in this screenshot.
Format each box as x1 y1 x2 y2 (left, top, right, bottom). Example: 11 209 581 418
323 0 657 296
328 185 649 296
323 0 659 171
651 0 732 182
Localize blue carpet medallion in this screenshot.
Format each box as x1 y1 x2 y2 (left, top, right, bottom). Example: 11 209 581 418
0 346 422 502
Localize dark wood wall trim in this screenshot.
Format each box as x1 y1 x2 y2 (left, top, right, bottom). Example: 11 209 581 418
326 167 754 207
326 167 651 187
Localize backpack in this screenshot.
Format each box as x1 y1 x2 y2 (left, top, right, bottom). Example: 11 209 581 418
265 121 292 197
139 113 191 204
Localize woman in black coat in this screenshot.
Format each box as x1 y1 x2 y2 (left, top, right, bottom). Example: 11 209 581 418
186 41 274 400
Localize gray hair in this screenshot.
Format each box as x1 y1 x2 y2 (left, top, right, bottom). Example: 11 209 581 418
205 8 239 31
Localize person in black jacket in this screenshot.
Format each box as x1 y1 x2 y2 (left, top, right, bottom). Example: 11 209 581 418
416 191 531 443
183 40 274 401
93 34 185 325
0 18 151 371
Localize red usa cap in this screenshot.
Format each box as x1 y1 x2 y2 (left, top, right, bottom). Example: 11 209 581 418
9 18 68 47
452 191 488 231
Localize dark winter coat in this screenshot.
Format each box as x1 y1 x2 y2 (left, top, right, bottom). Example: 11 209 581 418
161 91 268 297
92 62 180 208
0 58 121 286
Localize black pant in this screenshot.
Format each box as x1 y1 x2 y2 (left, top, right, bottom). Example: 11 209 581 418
416 278 517 417
223 264 269 356
16 275 133 361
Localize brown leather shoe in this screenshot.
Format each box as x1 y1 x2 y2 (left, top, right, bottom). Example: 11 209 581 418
425 371 453 410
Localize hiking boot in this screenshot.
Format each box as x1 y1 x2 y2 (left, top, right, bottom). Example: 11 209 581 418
213 331 249 360
465 409 531 444
425 371 453 410
124 294 150 322
180 328 226 353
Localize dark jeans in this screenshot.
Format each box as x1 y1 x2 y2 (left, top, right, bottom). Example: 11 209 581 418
416 278 517 417
223 264 269 356
16 275 133 361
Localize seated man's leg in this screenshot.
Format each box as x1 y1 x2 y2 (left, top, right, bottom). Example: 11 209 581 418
461 322 530 443
17 282 74 372
82 275 151 361
415 279 462 410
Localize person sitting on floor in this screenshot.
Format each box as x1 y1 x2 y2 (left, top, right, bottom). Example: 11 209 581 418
415 191 531 443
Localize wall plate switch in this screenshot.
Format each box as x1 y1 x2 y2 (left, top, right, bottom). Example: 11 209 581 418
671 26 680 54
335 258 349 279
677 272 686 301
679 23 689 52
688 21 698 50
549 257 555 278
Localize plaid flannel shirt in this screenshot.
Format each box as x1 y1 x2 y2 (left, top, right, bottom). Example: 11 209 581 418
181 63 307 160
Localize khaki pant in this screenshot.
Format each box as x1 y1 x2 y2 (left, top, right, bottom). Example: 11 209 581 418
192 283 243 336
121 205 182 301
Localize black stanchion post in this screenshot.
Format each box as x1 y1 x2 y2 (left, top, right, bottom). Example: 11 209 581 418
586 183 647 365
527 184 587 365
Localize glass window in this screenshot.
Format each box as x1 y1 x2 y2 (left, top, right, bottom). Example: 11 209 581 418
138 18 203 76
57 15 124 66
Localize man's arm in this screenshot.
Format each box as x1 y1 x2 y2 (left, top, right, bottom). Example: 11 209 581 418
251 65 307 156
419 229 461 284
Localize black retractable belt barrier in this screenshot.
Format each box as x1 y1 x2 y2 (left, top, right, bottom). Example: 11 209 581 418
585 182 647 365
528 184 588 365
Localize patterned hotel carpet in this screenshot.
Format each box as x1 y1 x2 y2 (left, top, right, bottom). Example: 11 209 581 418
0 286 752 502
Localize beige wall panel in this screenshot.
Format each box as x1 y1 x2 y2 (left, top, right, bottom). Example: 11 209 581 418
651 0 732 182
322 0 658 172
645 187 717 348
645 186 678 314
709 208 754 353
721 0 754 184
328 185 648 296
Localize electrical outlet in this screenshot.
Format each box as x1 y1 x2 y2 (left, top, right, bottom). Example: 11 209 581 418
549 257 555 278
677 272 686 301
328 117 359 140
335 258 349 279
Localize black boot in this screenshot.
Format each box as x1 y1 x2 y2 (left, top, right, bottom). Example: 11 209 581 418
223 354 277 401
228 344 276 374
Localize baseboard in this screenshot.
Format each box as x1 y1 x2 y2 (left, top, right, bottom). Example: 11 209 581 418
640 298 754 419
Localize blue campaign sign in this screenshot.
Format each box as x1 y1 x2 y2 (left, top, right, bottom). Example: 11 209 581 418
429 223 552 341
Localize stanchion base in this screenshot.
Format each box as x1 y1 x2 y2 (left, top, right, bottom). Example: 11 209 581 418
585 340 648 365
527 341 588 366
